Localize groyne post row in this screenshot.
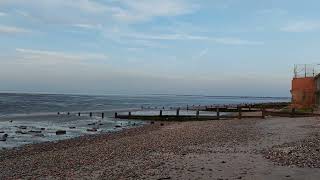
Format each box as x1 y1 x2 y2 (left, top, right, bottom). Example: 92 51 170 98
57 111 106 119
137 102 290 112
57 102 294 121
114 105 269 121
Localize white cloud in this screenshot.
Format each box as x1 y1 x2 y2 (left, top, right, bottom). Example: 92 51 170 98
72 23 102 30
112 0 197 22
258 8 288 15
0 25 29 34
15 48 107 64
212 37 264 45
281 21 320 32
1 0 196 25
0 12 7 16
198 49 208 57
0 0 108 14
116 32 263 45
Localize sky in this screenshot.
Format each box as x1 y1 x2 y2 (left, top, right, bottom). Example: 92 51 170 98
0 0 319 96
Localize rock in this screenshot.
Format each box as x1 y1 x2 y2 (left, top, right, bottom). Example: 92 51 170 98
15 130 27 134
9 120 13 123
69 127 76 129
56 130 66 135
150 121 155 124
115 125 122 128
29 130 42 133
157 177 171 180
0 134 8 141
34 134 45 137
87 128 98 132
0 131 4 134
221 161 226 163
160 123 164 126
40 128 46 131
88 123 96 126
18 126 27 130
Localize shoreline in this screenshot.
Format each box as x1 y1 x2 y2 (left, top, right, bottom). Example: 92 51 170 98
1 117 320 179
0 113 145 149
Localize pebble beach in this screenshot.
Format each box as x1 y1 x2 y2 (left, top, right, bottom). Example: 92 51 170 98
1 116 320 179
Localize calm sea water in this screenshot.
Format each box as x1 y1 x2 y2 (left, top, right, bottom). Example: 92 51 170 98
0 93 290 116
0 93 290 149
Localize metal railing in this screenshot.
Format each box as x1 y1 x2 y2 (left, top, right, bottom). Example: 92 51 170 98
294 64 320 78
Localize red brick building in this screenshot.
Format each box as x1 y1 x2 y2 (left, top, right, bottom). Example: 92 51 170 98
291 77 316 109
291 64 320 109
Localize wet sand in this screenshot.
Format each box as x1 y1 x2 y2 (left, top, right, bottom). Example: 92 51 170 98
1 116 320 179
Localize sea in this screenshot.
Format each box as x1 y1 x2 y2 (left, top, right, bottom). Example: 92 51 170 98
0 93 290 149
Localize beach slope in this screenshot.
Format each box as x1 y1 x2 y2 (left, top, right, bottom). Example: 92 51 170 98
1 117 320 179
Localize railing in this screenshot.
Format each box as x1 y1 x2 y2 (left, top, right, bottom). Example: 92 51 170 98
294 64 320 78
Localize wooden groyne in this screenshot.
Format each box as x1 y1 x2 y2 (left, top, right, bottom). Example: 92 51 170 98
56 102 320 121
114 102 320 121
114 102 282 121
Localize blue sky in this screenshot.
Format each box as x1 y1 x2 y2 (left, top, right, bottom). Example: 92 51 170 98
0 0 319 96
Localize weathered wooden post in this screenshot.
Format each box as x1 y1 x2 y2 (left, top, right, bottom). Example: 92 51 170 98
196 110 200 119
261 106 265 119
176 108 180 116
114 112 118 118
67 112 70 115
128 112 131 117
238 106 242 119
102 112 104 119
78 112 81 116
89 112 92 117
57 112 60 115
291 108 296 118
160 110 163 117
187 105 189 111
216 107 220 120
249 105 251 111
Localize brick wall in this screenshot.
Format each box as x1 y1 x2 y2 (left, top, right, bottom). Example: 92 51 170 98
291 77 316 109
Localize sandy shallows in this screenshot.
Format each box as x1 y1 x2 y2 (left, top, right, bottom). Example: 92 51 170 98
1 117 320 179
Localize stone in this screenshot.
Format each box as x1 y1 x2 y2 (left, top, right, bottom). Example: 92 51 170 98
56 130 66 135
0 134 8 141
115 125 122 128
0 131 4 134
87 128 98 132
69 127 76 129
29 130 42 133
15 131 27 134
34 134 45 137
